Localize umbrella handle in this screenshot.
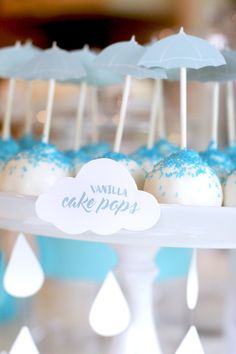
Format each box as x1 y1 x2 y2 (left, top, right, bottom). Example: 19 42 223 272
113 75 132 153
226 81 235 147
211 82 220 148
180 67 187 149
156 79 165 140
73 82 88 151
42 79 56 144
24 81 33 135
91 86 99 144
2 78 16 140
147 79 161 149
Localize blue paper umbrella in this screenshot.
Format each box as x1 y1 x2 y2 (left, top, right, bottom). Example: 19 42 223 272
167 50 236 149
95 36 166 80
0 42 40 145
67 46 123 150
139 28 226 149
95 37 167 152
70 45 123 87
15 44 86 144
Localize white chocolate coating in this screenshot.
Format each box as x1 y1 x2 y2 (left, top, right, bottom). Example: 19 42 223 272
144 150 223 206
0 143 72 196
0 158 72 196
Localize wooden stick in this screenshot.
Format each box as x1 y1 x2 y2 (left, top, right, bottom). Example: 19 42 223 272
42 79 56 144
91 86 99 143
73 81 88 151
226 81 235 147
2 78 16 140
147 79 160 149
24 81 33 135
113 75 132 153
180 67 187 149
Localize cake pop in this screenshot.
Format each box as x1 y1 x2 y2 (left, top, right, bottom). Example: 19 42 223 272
66 149 90 175
131 146 163 173
103 152 145 189
0 138 19 171
200 142 235 183
144 149 223 206
0 143 72 196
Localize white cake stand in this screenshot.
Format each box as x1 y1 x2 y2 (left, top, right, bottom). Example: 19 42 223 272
0 191 236 354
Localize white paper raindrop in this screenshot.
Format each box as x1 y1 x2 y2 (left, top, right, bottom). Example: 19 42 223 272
89 272 130 336
9 327 40 354
4 234 44 298
186 249 199 310
175 326 204 354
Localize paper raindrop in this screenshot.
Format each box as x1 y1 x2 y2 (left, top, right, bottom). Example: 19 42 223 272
186 250 199 310
4 234 45 298
9 327 40 354
175 326 204 354
89 272 130 336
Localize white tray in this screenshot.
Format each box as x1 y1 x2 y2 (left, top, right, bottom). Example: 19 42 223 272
0 191 235 249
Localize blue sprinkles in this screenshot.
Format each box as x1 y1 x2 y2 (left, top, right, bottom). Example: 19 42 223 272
148 149 217 179
12 143 72 170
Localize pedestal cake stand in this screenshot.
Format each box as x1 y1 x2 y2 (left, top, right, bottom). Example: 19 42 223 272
0 191 235 354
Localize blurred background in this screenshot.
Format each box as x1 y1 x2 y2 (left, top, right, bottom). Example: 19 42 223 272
0 1 236 354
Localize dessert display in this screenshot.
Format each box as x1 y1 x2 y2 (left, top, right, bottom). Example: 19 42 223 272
1 29 236 354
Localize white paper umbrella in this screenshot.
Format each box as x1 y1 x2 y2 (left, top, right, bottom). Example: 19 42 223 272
139 28 226 149
14 44 86 143
89 272 130 336
9 327 40 354
95 37 167 152
4 234 44 298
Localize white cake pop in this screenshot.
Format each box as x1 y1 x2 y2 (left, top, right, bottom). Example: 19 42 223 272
144 150 223 206
103 152 145 189
223 171 236 206
0 143 72 196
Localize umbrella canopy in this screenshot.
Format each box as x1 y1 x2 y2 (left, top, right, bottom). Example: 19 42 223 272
187 50 236 82
138 28 226 149
167 50 236 82
139 27 226 70
94 37 167 80
70 46 123 87
0 42 39 78
14 44 86 81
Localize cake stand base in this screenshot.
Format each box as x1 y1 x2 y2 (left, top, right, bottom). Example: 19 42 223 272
108 244 162 354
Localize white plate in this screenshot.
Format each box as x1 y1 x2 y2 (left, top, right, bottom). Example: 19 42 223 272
0 191 235 249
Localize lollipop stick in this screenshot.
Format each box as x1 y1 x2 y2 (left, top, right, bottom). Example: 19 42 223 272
226 81 235 147
91 86 99 143
73 82 88 151
147 79 161 149
156 80 165 140
180 67 187 149
2 78 16 140
212 82 220 148
113 75 132 153
24 81 33 135
42 79 56 144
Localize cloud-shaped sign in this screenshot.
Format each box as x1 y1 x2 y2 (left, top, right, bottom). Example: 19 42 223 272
35 158 160 235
